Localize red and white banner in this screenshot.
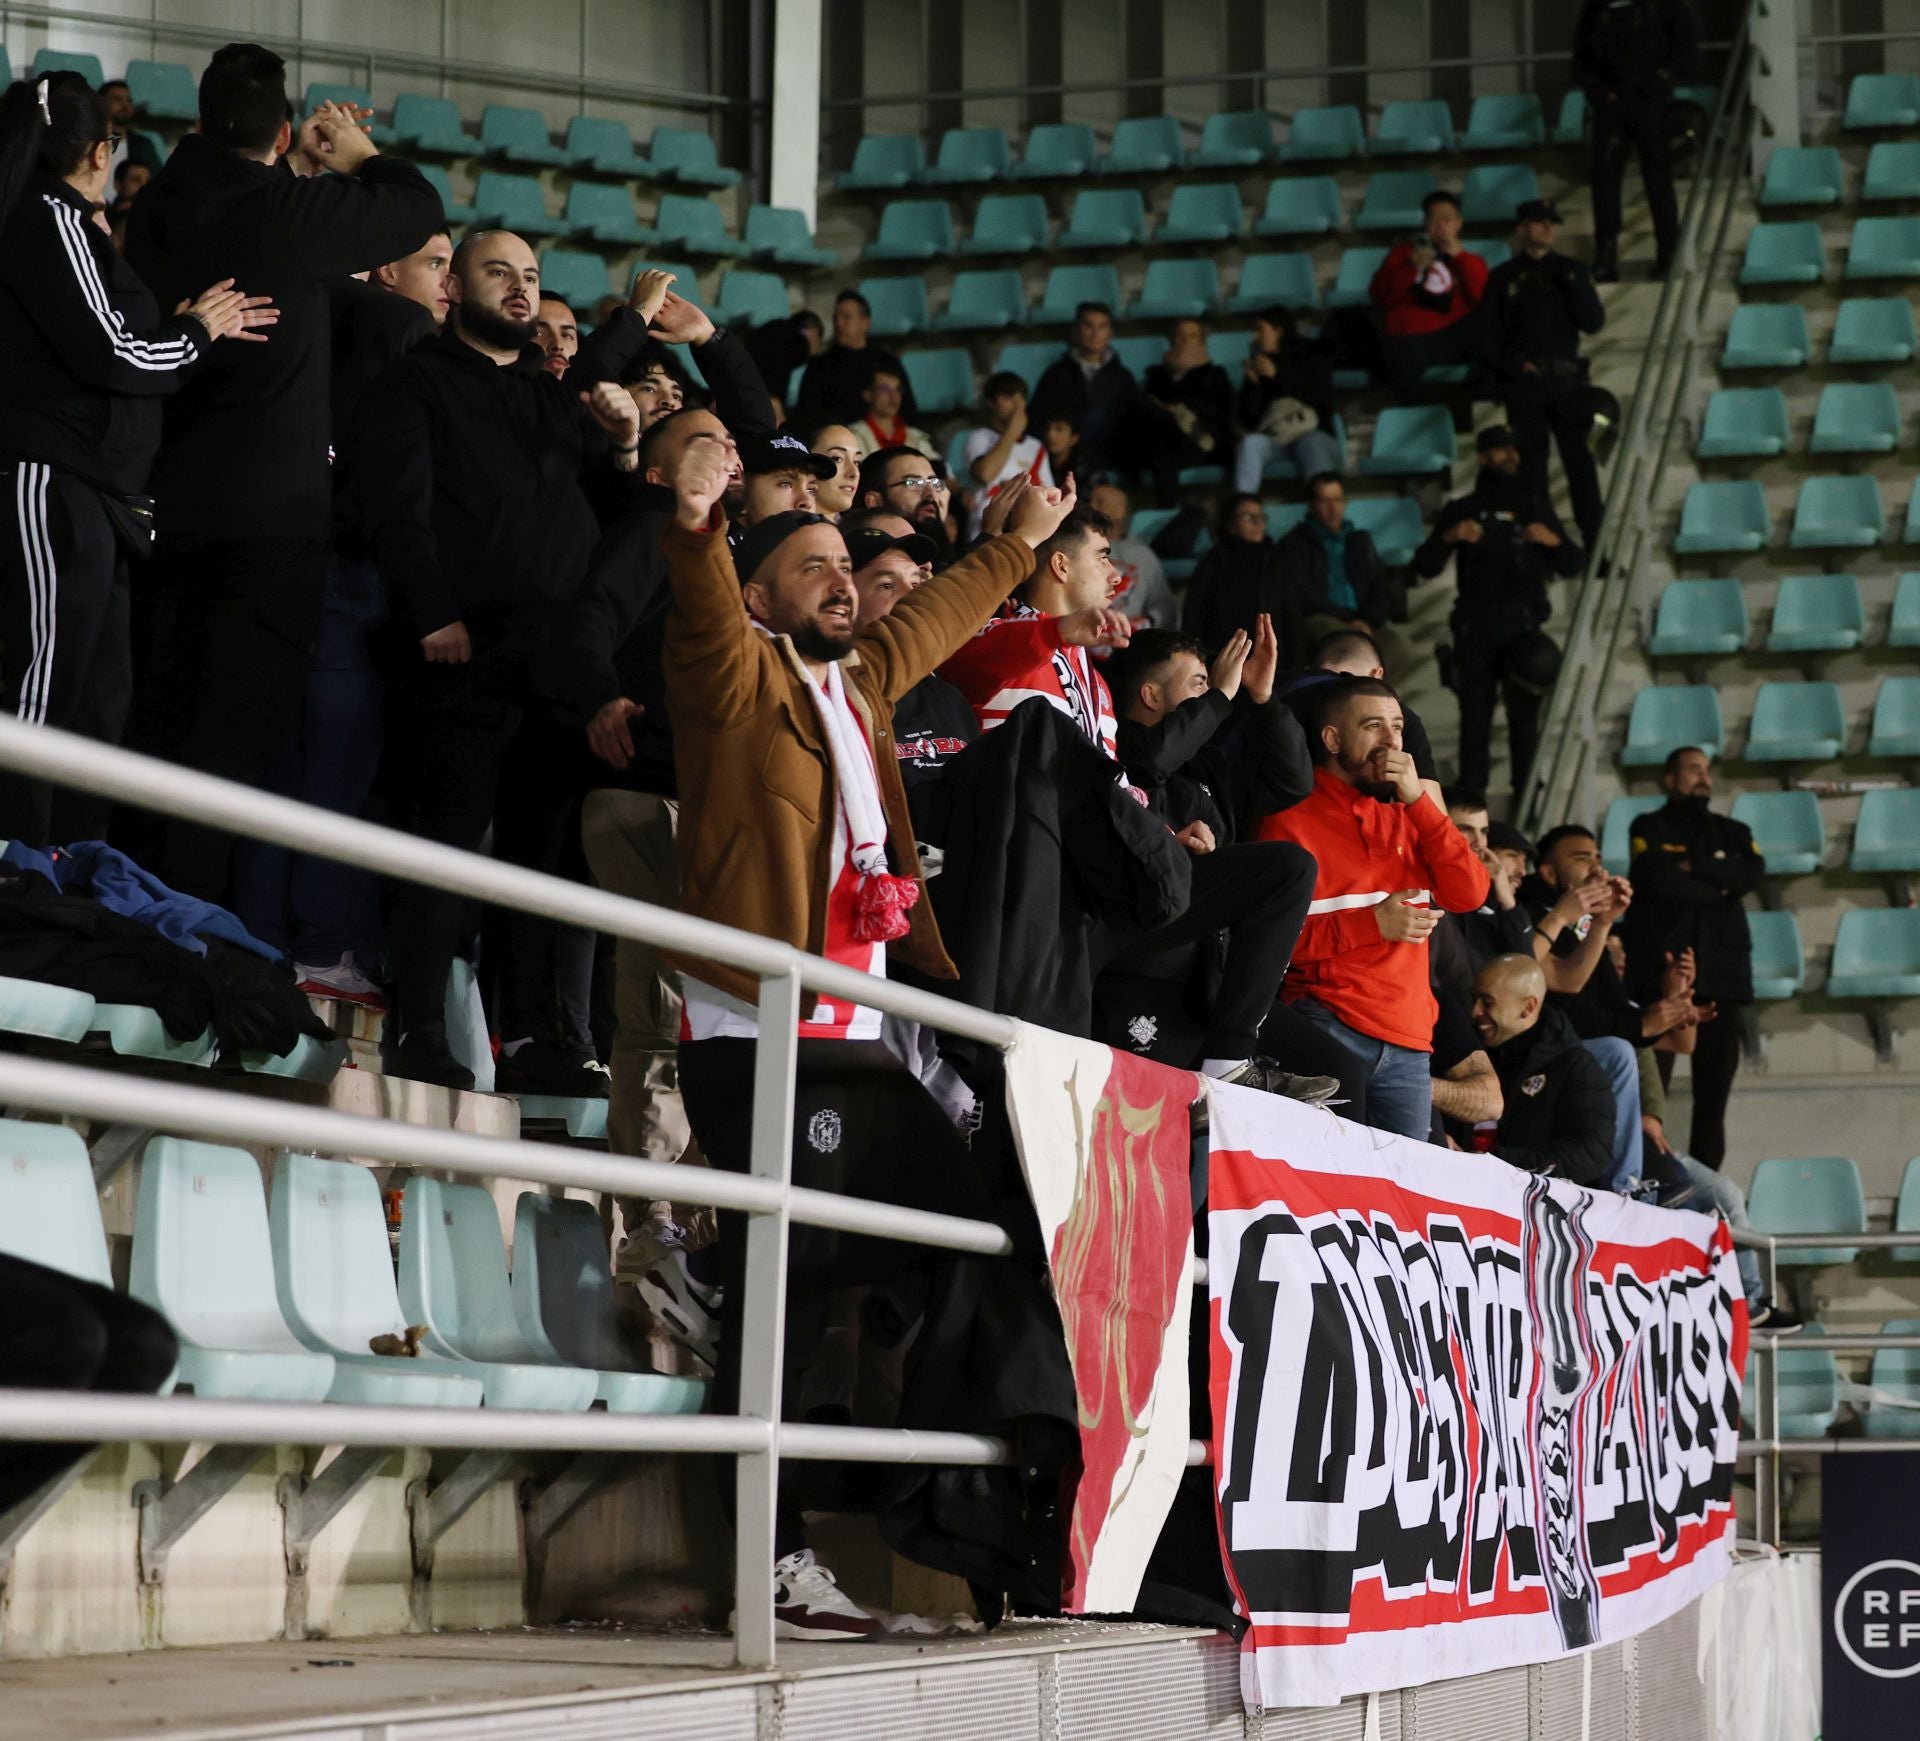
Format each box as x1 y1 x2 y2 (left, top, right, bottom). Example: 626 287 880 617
1004 1023 1199 1614
1205 1082 1745 1710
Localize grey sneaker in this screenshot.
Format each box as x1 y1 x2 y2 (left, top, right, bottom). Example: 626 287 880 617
1218 1057 1342 1106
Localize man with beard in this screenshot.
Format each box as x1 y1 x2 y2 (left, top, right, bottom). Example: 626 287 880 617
1414 425 1584 802
857 446 953 566
1256 677 1490 1140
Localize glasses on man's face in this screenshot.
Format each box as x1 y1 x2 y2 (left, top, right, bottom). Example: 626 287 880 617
889 475 940 493
105 132 126 155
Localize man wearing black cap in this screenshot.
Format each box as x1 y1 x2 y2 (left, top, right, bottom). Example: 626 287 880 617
1477 201 1607 549
1416 425 1585 804
737 430 837 527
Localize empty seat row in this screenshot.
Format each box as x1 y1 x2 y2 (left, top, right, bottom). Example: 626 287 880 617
1622 676 1920 764
1673 476 1920 555
1698 383 1918 459
1723 296 1919 369
463 174 832 266
1740 217 1920 285
1649 573 1895 657
1744 1316 1920 1440
1845 71 1920 130
1759 141 1920 207
1605 787 1920 886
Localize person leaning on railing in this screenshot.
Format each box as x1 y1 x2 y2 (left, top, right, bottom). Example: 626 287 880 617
655 437 1078 1641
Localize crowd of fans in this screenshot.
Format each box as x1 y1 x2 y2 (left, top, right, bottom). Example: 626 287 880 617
0 20 1760 1643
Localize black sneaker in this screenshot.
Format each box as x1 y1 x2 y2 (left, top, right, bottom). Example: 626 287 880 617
1750 1302 1805 1335
388 1022 475 1091
1217 1058 1342 1106
493 1039 611 1099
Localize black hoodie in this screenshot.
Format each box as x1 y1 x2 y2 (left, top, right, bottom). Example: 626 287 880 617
1483 1002 1616 1185
1414 469 1586 640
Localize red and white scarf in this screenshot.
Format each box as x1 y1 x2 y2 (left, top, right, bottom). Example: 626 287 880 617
807 656 921 943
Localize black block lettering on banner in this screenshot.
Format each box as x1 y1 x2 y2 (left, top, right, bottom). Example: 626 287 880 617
1823 1448 1920 1739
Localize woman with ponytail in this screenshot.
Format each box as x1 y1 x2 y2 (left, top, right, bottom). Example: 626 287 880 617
0 70 276 846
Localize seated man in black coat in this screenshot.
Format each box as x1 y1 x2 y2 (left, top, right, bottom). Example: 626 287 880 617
1273 474 1412 676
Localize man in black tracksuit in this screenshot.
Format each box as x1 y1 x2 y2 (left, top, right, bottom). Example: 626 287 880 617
350 231 649 1088
1574 0 1700 282
1027 303 1140 474
1415 426 1585 803
120 43 441 900
1623 746 1761 1170
1477 201 1608 549
792 288 917 429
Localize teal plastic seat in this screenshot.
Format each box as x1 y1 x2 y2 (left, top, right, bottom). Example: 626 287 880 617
1264 503 1308 542
862 198 955 262
1649 578 1749 656
1767 574 1866 653
127 60 198 122
1373 100 1454 156
1696 387 1789 458
1601 796 1662 874
1206 329 1256 372
1476 239 1512 272
131 1139 335 1401
1160 183 1244 244
1829 296 1915 364
559 114 652 176
1129 259 1221 320
1845 72 1920 130
399 1177 598 1410
1746 681 1847 762
1327 246 1390 308
1621 686 1725 766
1110 335 1166 379
1811 382 1903 455
1280 105 1365 163
1906 488 1920 546
268 1153 484 1408
1360 405 1456 476
1830 907 1920 997
565 181 657 247
480 103 567 168
1229 252 1320 313
1355 170 1438 233
856 277 930 337
1552 90 1589 146
1731 790 1824 876
1345 497 1426 567
1060 188 1148 250
511 1195 707 1416
1032 263 1123 325
396 94 482 156
0 1120 111 1285
990 341 1058 392
1870 676 1920 756
470 171 566 238
934 268 1027 332
745 205 837 268
1192 111 1275 169
1461 94 1545 152
33 48 104 84
1674 480 1769 553
1851 788 1920 874
1747 910 1806 999
1746 1158 1867 1267
1864 1317 1920 1439
1740 221 1826 286
538 249 611 311
89 1003 215 1066
1846 216 1920 280
304 81 398 145
655 191 748 257
1097 115 1185 175
238 1032 346 1083
649 126 740 189
1461 163 1540 227
903 347 975 415
840 134 925 191
1791 475 1884 549
959 194 1049 257
715 269 790 327
1890 574 1920 647
1744 1332 1840 1438
1256 177 1343 238
418 165 476 227
1721 303 1810 369
1862 141 1920 202
922 126 1009 185
1010 123 1095 180
0 975 95 1041
1759 146 1845 208
1897 1167 1920 1262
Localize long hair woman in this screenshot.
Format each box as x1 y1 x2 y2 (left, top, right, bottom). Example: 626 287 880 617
0 70 274 845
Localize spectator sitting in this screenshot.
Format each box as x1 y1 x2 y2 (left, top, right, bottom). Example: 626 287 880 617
1256 677 1490 1140
963 371 1054 541
1430 787 1540 1009
1368 191 1488 401
533 294 579 379
851 362 933 459
374 230 452 326
1463 954 1615 1185
737 430 834 527
1274 628 1440 798
1028 300 1136 473
1428 988 1503 1145
99 79 163 172
1182 494 1303 666
857 447 954 564
792 287 915 429
1273 473 1412 676
1092 481 1175 632
1138 318 1234 502
809 423 862 517
1233 306 1341 492
745 306 822 420
1042 407 1093 504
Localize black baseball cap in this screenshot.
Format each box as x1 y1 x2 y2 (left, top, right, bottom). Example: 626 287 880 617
845 524 937 571
739 430 837 479
735 511 841 584
1477 424 1519 452
1515 197 1562 225
1487 820 1536 862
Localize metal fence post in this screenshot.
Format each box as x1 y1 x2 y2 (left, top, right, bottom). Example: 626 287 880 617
733 971 801 1670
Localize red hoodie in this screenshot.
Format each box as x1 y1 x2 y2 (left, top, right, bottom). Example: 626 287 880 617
1369 242 1489 338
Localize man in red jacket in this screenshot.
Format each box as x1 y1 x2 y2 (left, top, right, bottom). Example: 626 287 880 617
1368 190 1489 402
1258 676 1490 1139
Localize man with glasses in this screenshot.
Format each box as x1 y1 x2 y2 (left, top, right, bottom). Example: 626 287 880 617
856 447 954 563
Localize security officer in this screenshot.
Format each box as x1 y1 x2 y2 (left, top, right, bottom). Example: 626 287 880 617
1573 0 1700 283
1476 200 1607 548
1414 427 1584 803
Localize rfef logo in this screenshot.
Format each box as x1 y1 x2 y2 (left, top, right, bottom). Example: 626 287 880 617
1834 1560 1920 1680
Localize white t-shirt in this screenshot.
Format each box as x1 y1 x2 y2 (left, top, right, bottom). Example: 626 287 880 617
962 428 1053 539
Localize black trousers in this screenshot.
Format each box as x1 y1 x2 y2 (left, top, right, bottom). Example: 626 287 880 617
1380 322 1477 402
1453 628 1554 799
0 464 131 847
1655 1006 1743 1171
680 1036 989 1560
1591 96 1679 259
120 533 330 901
1094 840 1316 1061
0 1253 178 1517
1504 377 1604 548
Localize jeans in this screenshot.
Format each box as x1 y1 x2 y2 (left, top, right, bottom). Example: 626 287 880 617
1582 1036 1642 1194
1234 428 1343 493
1674 1153 1764 1306
1290 998 1433 1141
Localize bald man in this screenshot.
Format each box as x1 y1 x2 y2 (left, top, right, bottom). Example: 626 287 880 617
1466 953 1616 1186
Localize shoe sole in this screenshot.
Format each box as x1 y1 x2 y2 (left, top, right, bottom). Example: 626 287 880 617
299 982 388 1011
774 1614 881 1640
636 1273 720 1368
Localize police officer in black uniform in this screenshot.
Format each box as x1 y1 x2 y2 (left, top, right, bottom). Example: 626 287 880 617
1415 427 1584 804
1573 0 1700 283
1477 201 1607 549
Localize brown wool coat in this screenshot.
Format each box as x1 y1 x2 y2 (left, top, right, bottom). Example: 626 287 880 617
660 518 1034 1004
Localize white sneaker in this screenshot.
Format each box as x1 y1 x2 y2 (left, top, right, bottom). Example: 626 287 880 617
635 1248 722 1369
296 955 387 1011
768 1549 881 1640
